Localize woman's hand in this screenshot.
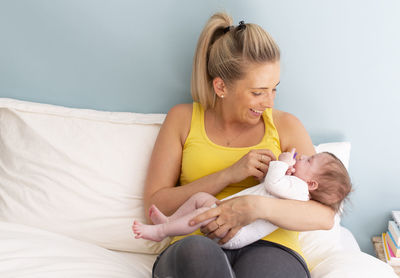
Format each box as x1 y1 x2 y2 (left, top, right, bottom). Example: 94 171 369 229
225 149 276 183
189 195 263 244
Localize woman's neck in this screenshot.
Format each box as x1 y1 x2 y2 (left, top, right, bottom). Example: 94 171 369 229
212 101 257 131
206 103 264 147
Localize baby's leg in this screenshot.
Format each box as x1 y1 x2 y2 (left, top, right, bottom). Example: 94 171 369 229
149 192 217 225
149 204 168 224
168 192 217 222
133 207 214 242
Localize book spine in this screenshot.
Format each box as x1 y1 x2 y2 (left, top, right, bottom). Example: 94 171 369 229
388 220 400 246
383 233 391 263
383 233 400 265
386 231 400 257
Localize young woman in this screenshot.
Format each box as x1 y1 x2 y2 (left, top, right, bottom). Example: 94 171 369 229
144 12 335 278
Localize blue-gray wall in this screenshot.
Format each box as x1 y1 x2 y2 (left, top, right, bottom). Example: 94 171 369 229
1 0 399 255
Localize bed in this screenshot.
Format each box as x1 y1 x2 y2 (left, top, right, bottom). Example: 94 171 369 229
0 98 396 277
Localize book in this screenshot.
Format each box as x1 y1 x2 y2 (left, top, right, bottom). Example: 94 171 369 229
389 220 400 247
383 233 400 265
386 231 400 257
392 211 400 226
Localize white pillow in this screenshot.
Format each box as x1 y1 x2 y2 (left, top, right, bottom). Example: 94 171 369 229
300 215 342 270
314 141 351 170
0 98 170 254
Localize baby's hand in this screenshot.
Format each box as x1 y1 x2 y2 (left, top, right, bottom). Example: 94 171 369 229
278 148 296 167
286 165 295 175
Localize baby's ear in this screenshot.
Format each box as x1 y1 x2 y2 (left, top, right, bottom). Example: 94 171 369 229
307 180 318 191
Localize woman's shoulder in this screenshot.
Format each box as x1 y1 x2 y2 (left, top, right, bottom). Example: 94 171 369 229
167 103 193 117
272 109 314 154
166 103 193 125
164 103 193 145
272 109 303 129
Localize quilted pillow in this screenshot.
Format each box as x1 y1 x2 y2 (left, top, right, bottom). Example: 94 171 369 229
0 98 170 254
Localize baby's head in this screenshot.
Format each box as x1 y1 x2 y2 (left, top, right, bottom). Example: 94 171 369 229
294 152 352 212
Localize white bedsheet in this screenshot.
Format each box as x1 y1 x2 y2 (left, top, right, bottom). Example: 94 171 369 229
0 221 396 278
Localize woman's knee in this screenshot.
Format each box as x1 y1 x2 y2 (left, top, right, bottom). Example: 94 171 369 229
153 236 233 278
233 242 309 278
175 235 220 258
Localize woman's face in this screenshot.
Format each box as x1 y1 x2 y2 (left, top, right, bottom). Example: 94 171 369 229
223 61 280 125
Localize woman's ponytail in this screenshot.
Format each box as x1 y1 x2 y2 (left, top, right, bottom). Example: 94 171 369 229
191 13 233 109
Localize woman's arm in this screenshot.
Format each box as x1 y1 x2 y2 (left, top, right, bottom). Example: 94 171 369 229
144 104 230 219
256 197 334 230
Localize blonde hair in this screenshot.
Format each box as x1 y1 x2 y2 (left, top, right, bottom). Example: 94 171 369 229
191 12 280 109
310 152 352 213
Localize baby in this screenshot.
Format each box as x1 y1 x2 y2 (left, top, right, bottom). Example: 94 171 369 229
133 149 352 249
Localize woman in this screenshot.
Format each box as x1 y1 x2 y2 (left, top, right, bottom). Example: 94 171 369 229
144 12 334 278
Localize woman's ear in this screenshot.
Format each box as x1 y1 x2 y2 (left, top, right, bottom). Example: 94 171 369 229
307 180 319 191
212 77 227 98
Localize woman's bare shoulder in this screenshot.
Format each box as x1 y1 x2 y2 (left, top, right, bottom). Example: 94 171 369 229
272 109 314 154
167 103 193 116
272 109 302 129
164 103 193 145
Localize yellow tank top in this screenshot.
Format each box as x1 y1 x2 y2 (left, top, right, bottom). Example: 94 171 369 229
173 102 303 257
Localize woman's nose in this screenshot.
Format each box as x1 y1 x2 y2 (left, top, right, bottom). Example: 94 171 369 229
262 92 275 108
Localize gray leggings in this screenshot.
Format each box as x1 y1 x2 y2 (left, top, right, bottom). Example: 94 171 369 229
152 235 310 278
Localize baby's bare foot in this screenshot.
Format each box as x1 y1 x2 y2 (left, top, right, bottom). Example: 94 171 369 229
132 220 166 242
149 204 168 224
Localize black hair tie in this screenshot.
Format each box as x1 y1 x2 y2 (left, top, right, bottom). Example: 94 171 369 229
237 20 246 31
223 25 233 34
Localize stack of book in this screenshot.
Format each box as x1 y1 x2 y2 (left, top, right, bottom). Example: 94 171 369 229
382 211 400 266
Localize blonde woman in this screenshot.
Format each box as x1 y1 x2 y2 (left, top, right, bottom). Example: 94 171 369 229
144 12 334 278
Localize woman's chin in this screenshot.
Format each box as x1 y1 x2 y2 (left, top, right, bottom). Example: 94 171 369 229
246 113 262 124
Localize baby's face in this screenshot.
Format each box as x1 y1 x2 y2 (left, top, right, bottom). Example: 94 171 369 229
293 153 330 181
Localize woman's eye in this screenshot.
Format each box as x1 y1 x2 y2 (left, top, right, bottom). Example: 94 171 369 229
252 92 262 96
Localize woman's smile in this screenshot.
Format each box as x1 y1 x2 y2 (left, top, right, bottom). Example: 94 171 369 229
249 108 264 117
